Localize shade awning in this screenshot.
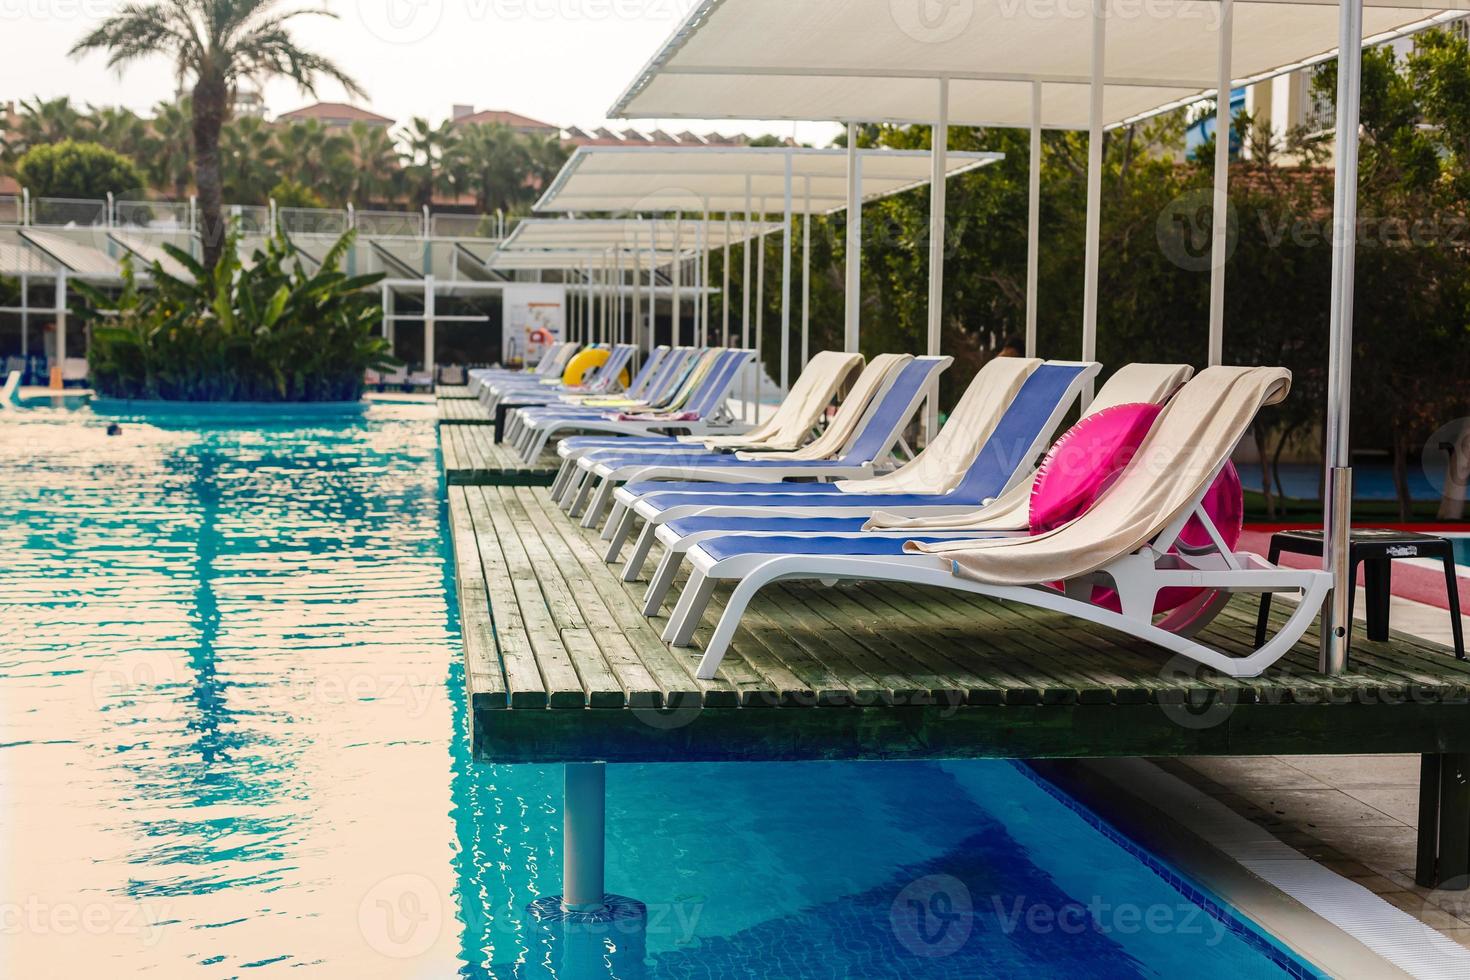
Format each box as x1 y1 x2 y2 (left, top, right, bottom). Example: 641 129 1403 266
534 145 1003 213
610 0 1467 129
18 229 121 279
501 217 784 255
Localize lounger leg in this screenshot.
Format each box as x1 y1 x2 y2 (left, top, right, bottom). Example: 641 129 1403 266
567 472 596 518
643 550 685 617
602 503 633 560
694 572 777 679
622 522 659 581
662 571 718 646
558 469 586 512
597 495 623 540
523 431 551 465
551 459 576 501
580 478 616 529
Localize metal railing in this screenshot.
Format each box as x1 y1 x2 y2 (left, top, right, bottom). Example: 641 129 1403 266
1 191 500 242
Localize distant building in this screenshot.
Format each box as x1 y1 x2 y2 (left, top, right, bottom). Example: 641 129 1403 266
449 106 560 137
233 87 267 120
276 101 394 129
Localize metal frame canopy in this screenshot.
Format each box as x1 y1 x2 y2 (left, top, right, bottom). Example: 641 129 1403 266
604 0 1432 674
610 0 1466 130
499 216 780 252
533 145 1002 214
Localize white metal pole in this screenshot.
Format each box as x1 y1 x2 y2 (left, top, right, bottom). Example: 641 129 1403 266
780 152 794 392
1208 0 1234 367
631 232 644 359
701 208 711 345
844 124 862 353
646 219 657 348
672 211 683 345
926 78 950 442
802 176 812 369
53 270 67 388
1026 82 1042 358
561 763 606 913
1320 0 1364 675
1080 0 1107 407
742 182 754 420
722 215 732 347
755 201 766 411
423 275 436 380
20 273 29 359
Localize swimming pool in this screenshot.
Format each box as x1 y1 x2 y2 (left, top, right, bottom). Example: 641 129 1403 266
0 405 1320 977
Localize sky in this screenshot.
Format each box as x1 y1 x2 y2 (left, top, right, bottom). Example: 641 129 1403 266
2 0 840 144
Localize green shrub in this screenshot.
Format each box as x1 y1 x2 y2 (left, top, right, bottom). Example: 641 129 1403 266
76 227 397 402
269 178 327 209
15 139 144 199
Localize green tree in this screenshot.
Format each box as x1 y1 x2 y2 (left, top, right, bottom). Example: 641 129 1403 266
346 121 403 206
398 117 458 209
147 100 196 198
15 139 145 199
273 120 352 203
220 114 277 203
71 0 364 272
268 177 325 209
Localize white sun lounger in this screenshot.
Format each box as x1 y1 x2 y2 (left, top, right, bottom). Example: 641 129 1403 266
668 365 1330 681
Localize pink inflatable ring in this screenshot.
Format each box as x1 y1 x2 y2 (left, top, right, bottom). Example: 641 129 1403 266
1029 401 1243 616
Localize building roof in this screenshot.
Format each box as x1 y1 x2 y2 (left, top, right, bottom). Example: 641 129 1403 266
276 102 394 125
452 109 559 131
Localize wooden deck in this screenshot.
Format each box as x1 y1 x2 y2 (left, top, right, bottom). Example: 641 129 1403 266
448 484 1470 765
436 384 476 399
437 398 493 424
441 426 559 486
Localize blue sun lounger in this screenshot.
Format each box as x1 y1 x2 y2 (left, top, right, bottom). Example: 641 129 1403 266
483 343 639 411
512 348 755 462
618 360 1099 604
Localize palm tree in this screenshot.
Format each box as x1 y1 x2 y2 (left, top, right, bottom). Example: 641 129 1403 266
71 1 363 271
452 122 529 214
273 120 352 204
346 121 402 207
148 99 195 199
220 114 277 203
398 117 458 210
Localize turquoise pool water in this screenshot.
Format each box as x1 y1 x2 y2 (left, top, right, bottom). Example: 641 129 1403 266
0 405 1316 977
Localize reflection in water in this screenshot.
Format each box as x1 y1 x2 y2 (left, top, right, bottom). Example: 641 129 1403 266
1 404 1304 979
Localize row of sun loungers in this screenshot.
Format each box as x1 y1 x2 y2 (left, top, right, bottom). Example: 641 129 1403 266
477 345 1332 680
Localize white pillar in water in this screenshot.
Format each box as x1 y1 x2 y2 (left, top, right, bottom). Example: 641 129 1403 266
562 763 606 913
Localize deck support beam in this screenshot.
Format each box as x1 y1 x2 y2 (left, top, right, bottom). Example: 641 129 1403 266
1417 753 1470 890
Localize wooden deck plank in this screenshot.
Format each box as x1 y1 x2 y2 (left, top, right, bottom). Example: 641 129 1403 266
441 426 558 486
436 385 476 399
437 398 493 425
445 477 1470 763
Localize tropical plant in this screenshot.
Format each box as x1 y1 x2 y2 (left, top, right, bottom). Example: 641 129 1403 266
220 113 277 203
148 99 196 198
268 177 325 209
345 121 404 206
15 139 146 199
76 227 394 402
273 120 352 202
398 117 458 209
71 0 364 272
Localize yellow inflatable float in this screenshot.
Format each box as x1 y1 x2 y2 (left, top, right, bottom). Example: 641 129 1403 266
561 348 629 388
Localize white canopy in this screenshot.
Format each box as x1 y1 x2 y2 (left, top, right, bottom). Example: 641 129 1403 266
534 145 1003 213
611 0 1466 129
499 216 782 254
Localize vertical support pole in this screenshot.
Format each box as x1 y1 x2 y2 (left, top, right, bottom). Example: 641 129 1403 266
1026 82 1042 358
1416 753 1470 889
722 215 732 347
1081 0 1107 407
646 219 657 349
780 151 794 391
19 273 28 360
742 182 754 420
755 208 766 412
423 275 436 380
802 176 812 369
52 270 67 389
701 207 711 345
381 283 391 338
631 232 644 360
562 763 607 913
672 211 683 346
844 124 862 353
1208 0 1234 367
926 77 950 442
1320 0 1364 675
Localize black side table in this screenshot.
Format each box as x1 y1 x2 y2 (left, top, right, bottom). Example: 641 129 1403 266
1255 529 1465 659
